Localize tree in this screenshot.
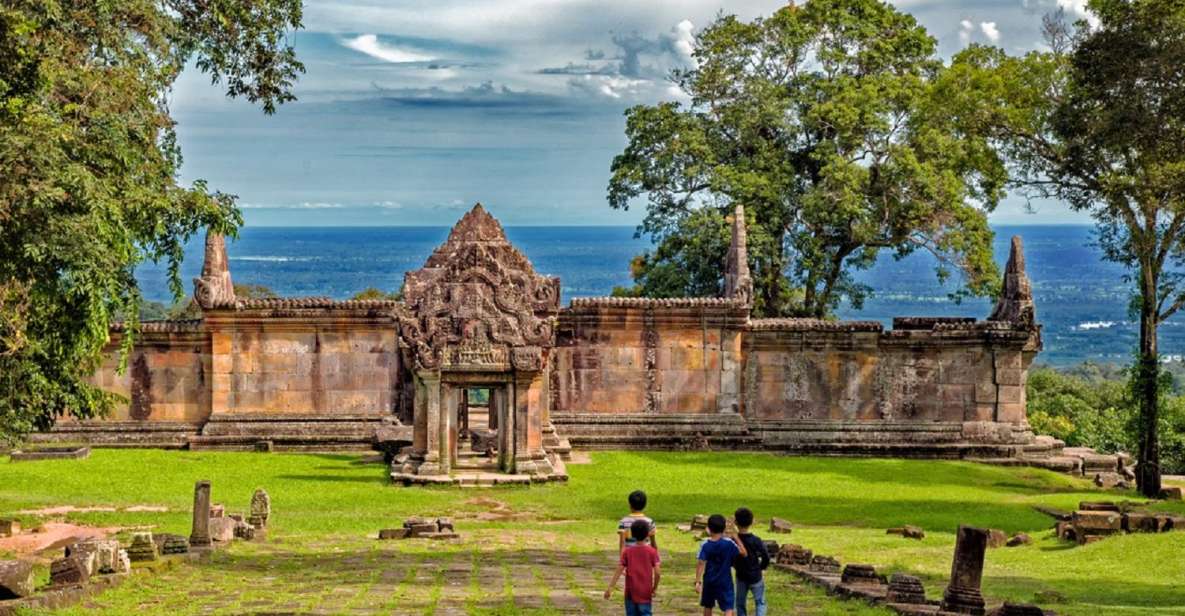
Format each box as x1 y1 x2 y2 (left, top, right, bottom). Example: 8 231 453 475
0 0 304 443
946 1 1185 497
607 0 1006 318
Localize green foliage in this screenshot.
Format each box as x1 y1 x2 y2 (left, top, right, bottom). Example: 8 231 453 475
350 287 401 301
0 0 303 444
947 1 1185 494
1027 364 1185 474
608 0 1004 317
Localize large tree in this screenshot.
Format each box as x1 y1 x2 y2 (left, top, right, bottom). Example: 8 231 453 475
608 0 1005 318
945 1 1185 496
0 0 303 443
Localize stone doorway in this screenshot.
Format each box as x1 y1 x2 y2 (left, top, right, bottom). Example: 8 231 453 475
447 382 512 474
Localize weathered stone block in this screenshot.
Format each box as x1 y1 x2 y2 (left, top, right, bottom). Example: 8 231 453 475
769 518 792 534
379 528 409 540
0 560 35 599
0 519 18 538
1160 486 1184 500
209 517 236 543
887 525 925 540
50 556 89 586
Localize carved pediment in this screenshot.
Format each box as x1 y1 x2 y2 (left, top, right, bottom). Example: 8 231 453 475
399 204 560 371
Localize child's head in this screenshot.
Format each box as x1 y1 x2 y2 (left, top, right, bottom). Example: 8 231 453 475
630 518 650 543
707 514 727 535
628 490 647 512
734 507 754 530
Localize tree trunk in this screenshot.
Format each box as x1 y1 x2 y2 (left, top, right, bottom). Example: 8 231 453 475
1136 266 1162 498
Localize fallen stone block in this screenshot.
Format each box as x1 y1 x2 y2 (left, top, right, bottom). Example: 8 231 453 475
0 519 19 538
840 563 882 586
407 523 438 537
1122 511 1162 533
436 517 454 533
1093 472 1126 489
769 517 792 534
154 534 189 555
775 544 812 566
66 539 127 575
209 504 225 518
1160 486 1184 501
690 514 708 531
233 521 255 541
987 529 1008 548
1161 513 1185 531
885 573 926 605
808 555 840 574
1005 533 1031 547
50 556 90 586
1078 501 1120 512
1054 521 1077 542
378 528 409 540
209 517 236 543
1073 510 1122 532
987 602 1047 616
763 540 779 557
0 560 35 599
126 532 158 563
887 525 925 540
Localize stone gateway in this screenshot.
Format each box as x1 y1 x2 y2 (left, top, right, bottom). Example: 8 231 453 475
39 204 1053 482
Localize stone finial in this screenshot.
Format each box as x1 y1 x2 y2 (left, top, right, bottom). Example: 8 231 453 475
249 489 270 530
724 204 754 306
989 236 1035 327
193 230 236 310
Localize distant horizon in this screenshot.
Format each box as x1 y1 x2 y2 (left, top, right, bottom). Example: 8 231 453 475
235 221 1099 229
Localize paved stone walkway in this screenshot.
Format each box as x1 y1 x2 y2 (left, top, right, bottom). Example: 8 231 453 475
69 528 883 615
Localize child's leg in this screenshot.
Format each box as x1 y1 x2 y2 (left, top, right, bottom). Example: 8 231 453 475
702 609 713 616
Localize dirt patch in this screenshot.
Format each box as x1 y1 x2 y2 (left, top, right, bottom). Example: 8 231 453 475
0 522 120 556
464 497 531 522
16 504 168 515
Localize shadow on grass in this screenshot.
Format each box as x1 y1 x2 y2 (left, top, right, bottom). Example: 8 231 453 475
276 474 388 484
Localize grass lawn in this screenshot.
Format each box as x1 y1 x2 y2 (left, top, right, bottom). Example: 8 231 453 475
1 450 1183 615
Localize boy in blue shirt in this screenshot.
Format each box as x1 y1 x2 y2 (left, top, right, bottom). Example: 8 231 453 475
694 513 748 616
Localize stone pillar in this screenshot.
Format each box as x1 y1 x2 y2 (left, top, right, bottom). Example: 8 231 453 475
494 386 514 473
418 371 442 475
441 383 456 473
513 373 547 475
941 525 988 615
190 480 212 548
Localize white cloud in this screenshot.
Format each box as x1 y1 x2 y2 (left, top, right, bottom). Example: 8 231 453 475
673 20 695 62
1057 0 1100 27
980 21 1000 42
342 34 433 63
959 19 974 45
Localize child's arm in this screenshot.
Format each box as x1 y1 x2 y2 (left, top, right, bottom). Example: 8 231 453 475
732 535 748 557
649 525 658 551
618 528 625 553
758 539 771 570
652 561 662 596
603 563 625 600
694 559 706 594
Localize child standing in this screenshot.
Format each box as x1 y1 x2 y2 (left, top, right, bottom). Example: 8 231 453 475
618 490 658 552
695 514 747 616
605 518 662 616
731 507 770 616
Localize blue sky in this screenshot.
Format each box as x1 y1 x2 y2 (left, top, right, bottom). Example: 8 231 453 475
171 0 1098 227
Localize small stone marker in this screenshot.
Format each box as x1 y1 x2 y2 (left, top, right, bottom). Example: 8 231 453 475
886 525 925 540
885 573 926 605
249 489 270 530
127 532 158 562
190 480 213 548
0 560 35 599
769 517 792 534
436 517 454 533
233 520 255 541
50 556 90 585
940 525 988 616
690 514 708 531
0 519 19 538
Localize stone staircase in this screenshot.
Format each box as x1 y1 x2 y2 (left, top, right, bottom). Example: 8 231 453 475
969 434 1135 484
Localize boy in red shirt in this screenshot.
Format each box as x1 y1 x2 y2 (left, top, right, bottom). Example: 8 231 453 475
605 518 662 616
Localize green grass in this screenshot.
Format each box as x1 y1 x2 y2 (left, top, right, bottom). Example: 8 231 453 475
1 450 1183 615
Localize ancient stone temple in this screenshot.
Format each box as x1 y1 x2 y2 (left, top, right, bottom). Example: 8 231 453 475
42 204 1052 483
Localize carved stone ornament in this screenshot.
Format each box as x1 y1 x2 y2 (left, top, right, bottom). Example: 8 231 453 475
399 204 560 371
193 231 236 309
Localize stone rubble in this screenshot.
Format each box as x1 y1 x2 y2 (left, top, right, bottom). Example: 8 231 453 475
379 517 459 540
125 532 158 563
0 520 19 539
886 525 925 540
0 560 35 599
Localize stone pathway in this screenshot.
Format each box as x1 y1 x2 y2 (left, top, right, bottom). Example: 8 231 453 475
65 528 884 615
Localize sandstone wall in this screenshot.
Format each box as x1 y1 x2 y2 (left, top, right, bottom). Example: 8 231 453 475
90 323 208 423
551 300 748 415
205 321 401 417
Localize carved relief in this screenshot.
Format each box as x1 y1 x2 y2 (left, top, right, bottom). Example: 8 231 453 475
193 232 236 310
399 204 560 372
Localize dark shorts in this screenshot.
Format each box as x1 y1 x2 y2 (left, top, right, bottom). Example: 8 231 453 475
700 584 735 610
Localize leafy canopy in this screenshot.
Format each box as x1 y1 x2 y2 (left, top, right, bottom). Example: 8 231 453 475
0 0 303 443
608 0 1005 317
